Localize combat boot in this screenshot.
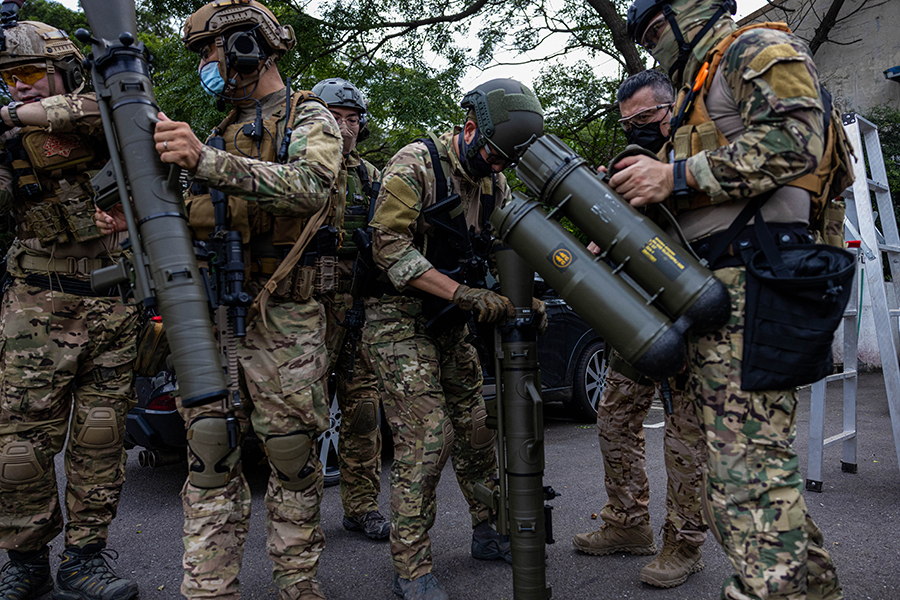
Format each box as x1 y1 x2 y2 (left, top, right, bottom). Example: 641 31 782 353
280 580 326 599
392 573 449 600
343 510 391 540
639 524 704 588
54 548 138 600
471 520 512 564
0 547 52 600
572 521 658 556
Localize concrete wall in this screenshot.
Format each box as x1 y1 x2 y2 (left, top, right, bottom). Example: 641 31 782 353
740 0 900 114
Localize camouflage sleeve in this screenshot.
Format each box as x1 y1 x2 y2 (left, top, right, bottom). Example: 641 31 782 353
685 29 825 203
496 172 512 208
0 162 12 216
370 141 434 289
194 100 342 217
41 93 103 136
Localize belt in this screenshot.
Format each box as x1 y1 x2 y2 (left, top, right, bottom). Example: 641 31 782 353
690 222 813 270
19 254 112 277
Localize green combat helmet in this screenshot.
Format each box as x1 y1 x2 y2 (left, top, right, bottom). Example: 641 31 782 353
313 77 370 142
0 19 85 94
460 78 544 166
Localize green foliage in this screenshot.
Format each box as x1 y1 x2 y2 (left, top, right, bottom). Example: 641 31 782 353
863 105 900 212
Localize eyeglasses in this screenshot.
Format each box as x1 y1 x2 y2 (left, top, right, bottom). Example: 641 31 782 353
331 113 360 127
641 14 667 51
619 103 672 131
1 63 47 87
484 139 513 169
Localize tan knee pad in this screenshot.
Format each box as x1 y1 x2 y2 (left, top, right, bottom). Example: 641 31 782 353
470 405 496 450
187 417 241 489
347 398 378 435
433 419 455 474
0 441 44 486
264 431 317 491
76 407 120 449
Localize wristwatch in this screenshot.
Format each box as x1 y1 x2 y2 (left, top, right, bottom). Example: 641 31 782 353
6 101 25 128
671 159 694 200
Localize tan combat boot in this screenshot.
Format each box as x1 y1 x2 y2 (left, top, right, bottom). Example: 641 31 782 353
639 524 704 588
280 580 326 600
572 520 658 556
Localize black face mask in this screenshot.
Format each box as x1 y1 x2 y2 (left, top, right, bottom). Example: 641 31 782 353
625 119 668 154
458 129 495 180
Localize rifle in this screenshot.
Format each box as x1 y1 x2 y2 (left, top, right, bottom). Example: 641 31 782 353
77 0 228 408
192 134 252 446
339 226 373 382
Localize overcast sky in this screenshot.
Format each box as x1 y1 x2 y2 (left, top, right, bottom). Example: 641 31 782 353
56 0 773 89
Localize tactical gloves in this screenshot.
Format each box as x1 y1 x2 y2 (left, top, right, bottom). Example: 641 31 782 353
452 284 515 323
532 297 549 335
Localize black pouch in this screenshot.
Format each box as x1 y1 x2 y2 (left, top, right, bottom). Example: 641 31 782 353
741 207 854 390
705 195 855 391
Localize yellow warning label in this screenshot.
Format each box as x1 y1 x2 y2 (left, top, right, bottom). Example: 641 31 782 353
552 248 573 269
640 237 686 281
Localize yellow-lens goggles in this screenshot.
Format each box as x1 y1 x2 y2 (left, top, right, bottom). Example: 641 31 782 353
1 64 47 87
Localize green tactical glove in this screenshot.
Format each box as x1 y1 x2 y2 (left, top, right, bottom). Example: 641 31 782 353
452 284 515 323
532 297 549 336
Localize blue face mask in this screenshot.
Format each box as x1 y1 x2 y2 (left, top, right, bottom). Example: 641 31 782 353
457 129 495 180
199 62 225 96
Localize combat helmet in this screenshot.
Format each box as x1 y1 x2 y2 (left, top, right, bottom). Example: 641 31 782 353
626 0 735 81
183 0 295 94
460 78 544 165
312 77 370 142
0 20 85 94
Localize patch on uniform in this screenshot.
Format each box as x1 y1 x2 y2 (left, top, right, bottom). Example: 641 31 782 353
43 134 80 158
745 43 817 101
375 176 420 233
547 245 575 272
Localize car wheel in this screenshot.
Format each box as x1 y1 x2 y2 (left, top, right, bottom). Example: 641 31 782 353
318 383 341 488
570 340 607 422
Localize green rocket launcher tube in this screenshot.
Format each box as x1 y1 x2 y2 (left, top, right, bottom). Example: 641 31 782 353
495 244 552 600
492 194 687 379
77 0 228 407
516 134 730 334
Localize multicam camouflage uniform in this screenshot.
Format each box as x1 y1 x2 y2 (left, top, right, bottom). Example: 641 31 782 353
0 94 139 553
668 23 842 600
178 91 341 599
596 356 706 546
365 129 507 580
322 151 384 519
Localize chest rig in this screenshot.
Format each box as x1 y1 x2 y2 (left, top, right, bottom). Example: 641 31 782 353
335 159 379 259
185 90 338 300
4 126 106 246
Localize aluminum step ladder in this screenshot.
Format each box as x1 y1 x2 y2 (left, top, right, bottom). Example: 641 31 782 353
806 112 900 491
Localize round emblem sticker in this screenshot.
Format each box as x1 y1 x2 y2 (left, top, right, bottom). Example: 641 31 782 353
553 248 572 269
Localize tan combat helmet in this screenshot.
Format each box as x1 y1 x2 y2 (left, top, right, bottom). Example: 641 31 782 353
183 0 295 96
0 20 85 94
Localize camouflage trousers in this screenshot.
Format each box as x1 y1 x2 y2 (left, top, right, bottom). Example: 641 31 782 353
179 297 330 599
689 268 842 600
324 291 382 518
0 279 138 552
597 365 707 546
365 299 498 580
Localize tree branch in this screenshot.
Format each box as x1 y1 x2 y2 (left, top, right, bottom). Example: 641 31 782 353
583 0 645 75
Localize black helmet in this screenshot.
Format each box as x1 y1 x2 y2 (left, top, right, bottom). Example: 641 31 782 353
312 77 369 141
460 78 544 162
626 0 667 44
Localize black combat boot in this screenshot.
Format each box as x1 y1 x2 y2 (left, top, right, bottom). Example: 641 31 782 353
0 547 53 600
392 573 449 600
54 547 137 600
343 510 391 540
471 520 512 564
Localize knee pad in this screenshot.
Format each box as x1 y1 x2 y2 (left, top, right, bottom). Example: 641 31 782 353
347 399 378 435
0 441 44 486
187 417 241 489
435 419 455 473
264 431 317 491
76 407 120 449
470 406 496 450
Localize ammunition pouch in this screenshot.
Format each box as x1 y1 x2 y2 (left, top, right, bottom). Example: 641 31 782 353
253 226 339 301
187 417 242 489
264 430 318 491
23 201 64 246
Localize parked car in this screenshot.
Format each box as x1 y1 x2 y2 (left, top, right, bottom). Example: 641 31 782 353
126 280 607 485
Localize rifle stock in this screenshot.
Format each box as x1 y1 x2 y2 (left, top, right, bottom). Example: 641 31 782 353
79 0 227 407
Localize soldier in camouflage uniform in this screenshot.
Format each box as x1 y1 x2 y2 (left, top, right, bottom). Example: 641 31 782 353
310 78 390 541
575 70 708 589
365 79 545 600
0 16 140 600
96 2 341 599
615 0 844 598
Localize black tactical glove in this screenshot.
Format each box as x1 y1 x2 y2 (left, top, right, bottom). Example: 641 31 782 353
452 284 515 323
532 297 549 335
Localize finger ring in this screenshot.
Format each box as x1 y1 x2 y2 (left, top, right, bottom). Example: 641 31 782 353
163 141 169 151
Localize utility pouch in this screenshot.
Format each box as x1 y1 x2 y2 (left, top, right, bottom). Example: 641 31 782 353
740 209 854 391
23 202 66 246
61 196 103 243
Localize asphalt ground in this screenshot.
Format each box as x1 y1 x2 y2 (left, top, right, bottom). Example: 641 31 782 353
34 370 900 599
